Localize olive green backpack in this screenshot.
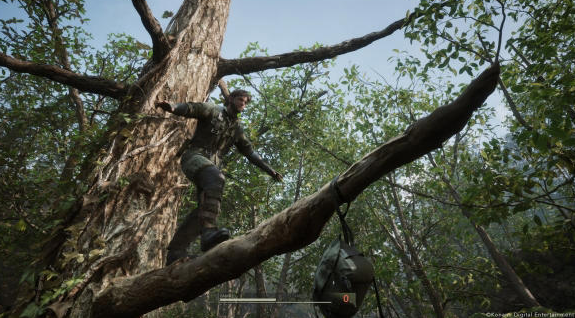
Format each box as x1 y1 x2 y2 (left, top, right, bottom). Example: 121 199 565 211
312 178 384 318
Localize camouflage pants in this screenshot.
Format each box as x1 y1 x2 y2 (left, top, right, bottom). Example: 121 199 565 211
167 149 226 254
180 147 225 222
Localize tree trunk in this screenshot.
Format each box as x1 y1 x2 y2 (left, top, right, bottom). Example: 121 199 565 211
388 174 445 318
254 265 268 318
427 154 541 308
249 204 268 318
271 152 304 318
368 197 428 318
39 1 232 317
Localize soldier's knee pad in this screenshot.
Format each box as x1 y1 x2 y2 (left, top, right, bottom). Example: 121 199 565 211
194 165 225 195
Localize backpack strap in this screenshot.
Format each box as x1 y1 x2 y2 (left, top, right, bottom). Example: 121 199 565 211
372 278 385 318
331 176 385 318
330 176 354 246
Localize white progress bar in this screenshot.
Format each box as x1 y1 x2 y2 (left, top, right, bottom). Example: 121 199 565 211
219 298 331 304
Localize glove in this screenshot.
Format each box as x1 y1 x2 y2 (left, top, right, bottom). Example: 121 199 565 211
155 101 174 113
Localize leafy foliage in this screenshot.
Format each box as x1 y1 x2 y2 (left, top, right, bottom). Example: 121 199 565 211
1 0 574 317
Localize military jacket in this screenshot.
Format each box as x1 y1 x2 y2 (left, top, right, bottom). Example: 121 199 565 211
173 102 253 162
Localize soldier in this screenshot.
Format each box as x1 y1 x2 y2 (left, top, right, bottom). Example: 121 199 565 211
156 90 283 265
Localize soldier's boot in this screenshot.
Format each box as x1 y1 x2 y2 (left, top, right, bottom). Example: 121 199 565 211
198 191 230 252
191 165 230 252
166 208 202 265
200 227 230 252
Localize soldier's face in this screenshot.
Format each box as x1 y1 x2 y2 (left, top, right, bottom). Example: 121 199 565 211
232 96 249 112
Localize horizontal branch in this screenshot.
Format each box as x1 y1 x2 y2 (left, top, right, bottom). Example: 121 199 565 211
217 14 412 77
91 62 499 318
0 53 129 99
216 2 452 78
132 0 171 62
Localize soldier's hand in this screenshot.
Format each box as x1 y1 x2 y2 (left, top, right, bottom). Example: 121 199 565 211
272 171 283 183
155 101 174 113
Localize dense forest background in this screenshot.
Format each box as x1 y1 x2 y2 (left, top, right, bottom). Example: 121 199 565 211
1 0 574 317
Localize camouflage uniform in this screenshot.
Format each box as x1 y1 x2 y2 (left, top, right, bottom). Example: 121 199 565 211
167 101 277 262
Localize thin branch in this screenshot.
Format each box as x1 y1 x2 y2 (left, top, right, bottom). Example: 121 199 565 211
13 204 48 235
238 74 347 165
438 32 491 62
507 42 532 69
440 30 532 131
382 179 461 207
217 3 448 77
131 0 171 63
476 30 494 63
497 78 533 130
494 0 506 63
0 53 129 99
218 79 230 100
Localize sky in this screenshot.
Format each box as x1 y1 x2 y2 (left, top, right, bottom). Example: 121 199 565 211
1 0 420 80
0 0 508 132
83 0 421 79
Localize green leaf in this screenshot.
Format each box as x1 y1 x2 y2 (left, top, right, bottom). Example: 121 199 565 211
533 215 542 226
532 133 548 153
20 303 44 318
17 219 27 231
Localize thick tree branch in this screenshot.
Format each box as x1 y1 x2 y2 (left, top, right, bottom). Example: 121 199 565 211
0 53 129 99
217 7 430 77
131 0 171 62
91 63 500 318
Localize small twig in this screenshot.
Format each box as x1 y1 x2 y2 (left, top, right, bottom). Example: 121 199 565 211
495 0 507 63
13 204 48 234
476 30 494 63
438 32 491 63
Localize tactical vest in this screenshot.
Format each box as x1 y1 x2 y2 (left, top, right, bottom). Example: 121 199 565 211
189 106 240 158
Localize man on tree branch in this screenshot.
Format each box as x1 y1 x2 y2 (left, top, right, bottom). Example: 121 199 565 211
156 90 283 265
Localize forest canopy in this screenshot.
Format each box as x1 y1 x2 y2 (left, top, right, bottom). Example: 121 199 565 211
0 1 574 317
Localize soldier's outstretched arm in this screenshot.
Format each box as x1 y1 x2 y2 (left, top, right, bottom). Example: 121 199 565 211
235 131 283 182
154 101 213 119
246 151 283 182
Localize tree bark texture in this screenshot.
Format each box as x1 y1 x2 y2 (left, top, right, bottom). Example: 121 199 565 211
44 1 232 317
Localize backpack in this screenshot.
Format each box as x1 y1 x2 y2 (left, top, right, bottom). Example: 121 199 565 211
312 178 383 318
313 238 375 317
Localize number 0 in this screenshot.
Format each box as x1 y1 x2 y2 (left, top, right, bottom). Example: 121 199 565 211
343 294 349 303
